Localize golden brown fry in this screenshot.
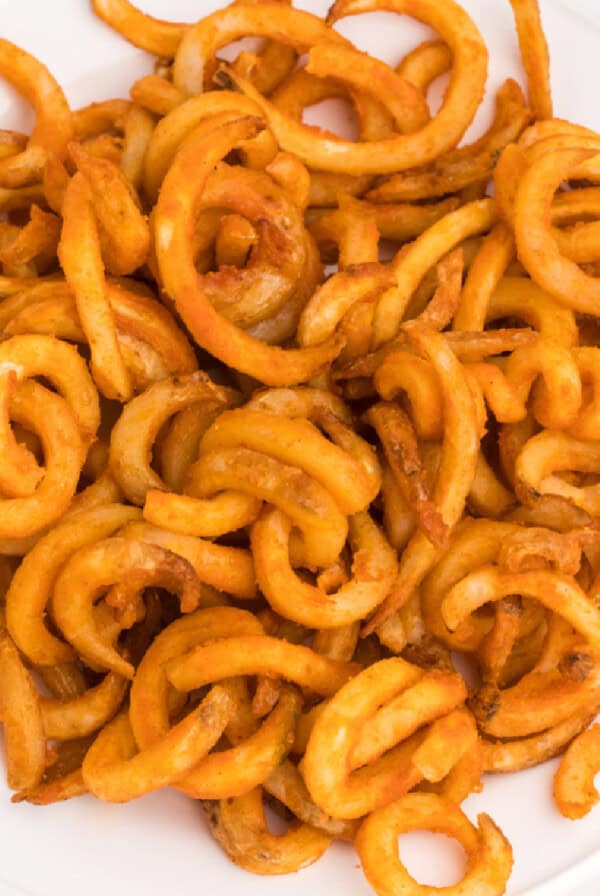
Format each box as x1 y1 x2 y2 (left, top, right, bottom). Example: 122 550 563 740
213 0 488 176
0 379 84 539
92 0 186 55
15 736 93 805
443 565 600 650
166 634 358 696
0 206 60 270
554 724 600 819
155 117 343 385
365 326 480 633
0 631 46 792
305 43 430 136
52 537 203 678
372 199 497 346
190 447 348 569
515 431 600 514
0 40 72 187
308 195 379 269
252 509 397 628
453 223 514 330
514 148 600 315
303 657 468 818
109 372 227 505
59 172 132 401
143 95 278 202
119 521 257 600
173 3 348 95
82 688 234 802
203 788 331 875
509 0 553 120
483 711 596 773
41 671 127 741
367 79 530 202
365 403 446 548
130 75 184 117
396 39 452 92
120 104 155 191
69 143 150 276
356 793 513 896
200 406 378 514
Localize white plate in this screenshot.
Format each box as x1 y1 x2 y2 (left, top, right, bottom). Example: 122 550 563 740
0 1 599 894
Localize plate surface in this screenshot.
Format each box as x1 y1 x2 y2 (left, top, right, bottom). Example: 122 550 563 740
0 1 599 894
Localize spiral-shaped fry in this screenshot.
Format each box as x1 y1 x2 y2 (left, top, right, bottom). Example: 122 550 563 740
52 537 205 678
302 657 472 818
356 793 513 896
